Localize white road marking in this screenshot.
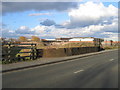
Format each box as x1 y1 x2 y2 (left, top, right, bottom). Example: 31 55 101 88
109 59 114 61
74 69 84 74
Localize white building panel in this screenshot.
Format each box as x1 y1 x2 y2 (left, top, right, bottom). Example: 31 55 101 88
69 39 81 41
69 38 94 41
81 38 94 41
45 39 56 41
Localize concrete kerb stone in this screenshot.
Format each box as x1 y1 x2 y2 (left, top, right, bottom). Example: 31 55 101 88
2 49 118 73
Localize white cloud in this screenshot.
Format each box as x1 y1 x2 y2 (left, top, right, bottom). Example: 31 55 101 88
31 25 47 34
28 13 51 16
15 26 33 34
101 32 118 41
2 28 18 38
2 22 119 41
29 23 118 40
65 2 118 28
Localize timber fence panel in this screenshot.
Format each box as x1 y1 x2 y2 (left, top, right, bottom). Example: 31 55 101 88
2 43 38 64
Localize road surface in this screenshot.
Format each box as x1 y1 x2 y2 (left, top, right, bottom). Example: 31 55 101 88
2 49 118 88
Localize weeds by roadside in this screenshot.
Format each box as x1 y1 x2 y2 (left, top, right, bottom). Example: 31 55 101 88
103 46 119 50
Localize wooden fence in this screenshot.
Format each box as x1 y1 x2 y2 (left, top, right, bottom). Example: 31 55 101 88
2 42 103 64
2 42 38 63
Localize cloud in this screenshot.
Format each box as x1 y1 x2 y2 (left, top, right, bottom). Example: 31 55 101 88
2 23 119 41
28 13 51 16
2 2 78 14
32 25 72 38
1 28 18 38
101 32 118 41
15 26 34 34
0 23 7 28
63 2 118 28
40 19 56 26
2 2 119 41
40 19 66 28
30 23 118 40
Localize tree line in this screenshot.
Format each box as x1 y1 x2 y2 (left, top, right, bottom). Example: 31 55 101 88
1 36 41 42
18 36 41 42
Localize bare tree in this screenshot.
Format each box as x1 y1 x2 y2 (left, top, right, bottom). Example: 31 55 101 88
18 36 27 42
31 36 40 42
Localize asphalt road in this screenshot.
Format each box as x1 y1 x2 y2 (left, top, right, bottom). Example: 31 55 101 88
2 49 118 88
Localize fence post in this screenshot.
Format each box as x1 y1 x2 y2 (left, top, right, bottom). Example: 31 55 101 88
8 42 11 62
31 43 37 60
31 43 34 60
34 44 37 59
33 44 35 60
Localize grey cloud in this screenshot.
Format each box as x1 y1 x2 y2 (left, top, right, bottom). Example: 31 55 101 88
40 19 56 26
102 24 118 33
55 24 65 28
64 17 116 29
2 2 78 14
40 19 66 28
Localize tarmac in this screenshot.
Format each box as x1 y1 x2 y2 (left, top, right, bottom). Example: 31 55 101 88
2 49 118 73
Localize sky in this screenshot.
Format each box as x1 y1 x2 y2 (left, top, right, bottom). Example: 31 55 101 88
1 0 119 41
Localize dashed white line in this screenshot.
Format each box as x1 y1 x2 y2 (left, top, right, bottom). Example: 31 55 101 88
109 59 115 61
74 69 84 74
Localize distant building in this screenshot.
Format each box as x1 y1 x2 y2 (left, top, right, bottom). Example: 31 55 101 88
69 37 104 47
102 40 120 46
69 37 93 41
69 37 103 41
44 39 56 41
27 39 32 41
56 38 72 41
42 39 58 46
